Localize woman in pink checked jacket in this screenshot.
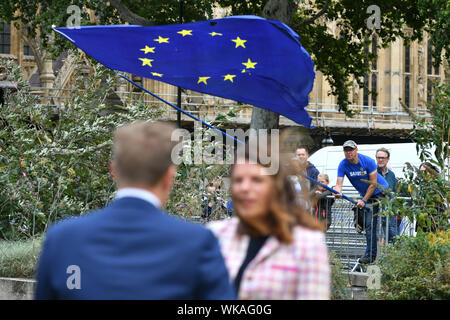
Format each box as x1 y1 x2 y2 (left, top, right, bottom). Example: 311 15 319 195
207 148 330 300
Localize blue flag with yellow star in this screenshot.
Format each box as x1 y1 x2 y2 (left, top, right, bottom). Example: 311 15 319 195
55 15 315 127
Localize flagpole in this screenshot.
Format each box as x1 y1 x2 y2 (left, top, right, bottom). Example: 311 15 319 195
176 0 183 128
299 173 359 205
115 71 244 145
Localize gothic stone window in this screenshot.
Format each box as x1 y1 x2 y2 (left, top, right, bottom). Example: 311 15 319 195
0 20 11 54
427 39 440 102
363 35 378 108
404 43 411 107
404 76 410 107
23 40 32 56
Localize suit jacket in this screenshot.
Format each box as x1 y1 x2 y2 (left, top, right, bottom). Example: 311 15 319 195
35 197 235 300
207 218 330 300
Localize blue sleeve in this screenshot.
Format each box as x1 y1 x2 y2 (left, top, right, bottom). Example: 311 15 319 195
227 201 233 215
365 155 377 174
311 166 320 180
337 161 345 178
195 230 236 300
35 229 57 300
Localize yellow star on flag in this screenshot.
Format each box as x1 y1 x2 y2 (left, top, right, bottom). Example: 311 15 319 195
242 58 257 69
151 72 163 77
154 36 169 43
232 37 247 48
140 46 155 54
197 76 210 85
223 74 236 82
177 29 193 37
209 32 223 36
139 58 154 67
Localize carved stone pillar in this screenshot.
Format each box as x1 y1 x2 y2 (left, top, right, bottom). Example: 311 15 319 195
352 78 360 105
389 38 402 111
416 42 425 108
9 22 19 58
40 59 55 89
377 47 386 111
116 75 127 93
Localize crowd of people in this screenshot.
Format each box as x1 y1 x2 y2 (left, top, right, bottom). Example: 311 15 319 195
290 141 397 264
34 121 431 300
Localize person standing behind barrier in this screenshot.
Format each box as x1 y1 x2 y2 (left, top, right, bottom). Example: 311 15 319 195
207 146 330 300
310 174 334 230
202 180 227 220
334 140 389 264
416 162 445 233
295 146 320 213
35 121 235 300
295 145 320 189
376 148 399 238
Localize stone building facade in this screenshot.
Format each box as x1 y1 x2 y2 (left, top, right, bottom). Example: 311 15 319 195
0 17 446 142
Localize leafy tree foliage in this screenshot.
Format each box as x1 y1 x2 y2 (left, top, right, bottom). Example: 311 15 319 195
380 76 449 233
0 58 163 239
371 232 449 300
1 0 447 119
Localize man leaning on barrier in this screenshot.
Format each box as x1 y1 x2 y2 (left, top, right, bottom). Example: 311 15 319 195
334 140 389 265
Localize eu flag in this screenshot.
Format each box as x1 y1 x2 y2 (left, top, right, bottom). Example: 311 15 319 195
55 15 315 127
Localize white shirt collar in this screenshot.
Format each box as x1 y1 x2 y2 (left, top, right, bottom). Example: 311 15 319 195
115 187 162 208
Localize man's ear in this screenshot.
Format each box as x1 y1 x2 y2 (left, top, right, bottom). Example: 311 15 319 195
109 161 118 183
162 165 177 190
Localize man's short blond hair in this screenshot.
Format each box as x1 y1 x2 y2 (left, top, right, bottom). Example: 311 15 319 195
112 121 177 187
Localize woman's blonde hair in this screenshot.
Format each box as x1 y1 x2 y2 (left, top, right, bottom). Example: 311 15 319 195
231 143 325 244
317 173 329 184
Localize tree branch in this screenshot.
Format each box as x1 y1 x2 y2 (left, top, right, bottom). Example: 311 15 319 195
296 0 331 28
101 0 152 26
20 27 45 74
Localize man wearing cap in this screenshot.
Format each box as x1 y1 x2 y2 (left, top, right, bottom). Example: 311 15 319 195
334 140 389 264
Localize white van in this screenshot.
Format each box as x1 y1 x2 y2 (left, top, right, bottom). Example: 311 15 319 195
308 142 424 194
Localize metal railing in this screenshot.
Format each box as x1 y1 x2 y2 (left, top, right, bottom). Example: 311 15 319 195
319 192 414 270
190 183 415 271
27 86 432 128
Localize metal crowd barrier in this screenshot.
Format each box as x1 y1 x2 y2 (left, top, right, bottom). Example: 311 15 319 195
191 187 415 272
323 196 365 270
319 194 415 270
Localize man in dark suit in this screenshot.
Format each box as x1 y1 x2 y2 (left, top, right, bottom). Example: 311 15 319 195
35 121 235 300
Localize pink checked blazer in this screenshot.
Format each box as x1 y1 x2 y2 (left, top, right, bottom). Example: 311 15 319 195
207 217 330 300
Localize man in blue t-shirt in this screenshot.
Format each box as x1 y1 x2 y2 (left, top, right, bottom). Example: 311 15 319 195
334 140 389 264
